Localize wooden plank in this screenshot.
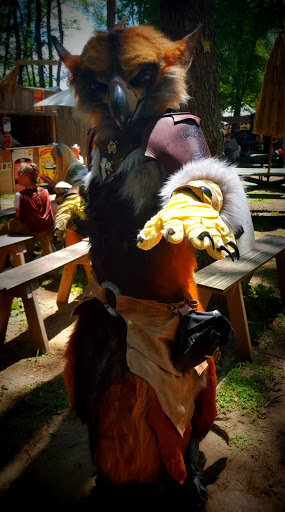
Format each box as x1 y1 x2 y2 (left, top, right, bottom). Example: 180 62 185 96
17 59 59 66
57 262 77 304
19 282 49 353
197 288 212 310
0 293 13 344
276 251 285 303
0 239 90 291
225 283 252 360
195 234 285 293
0 234 33 249
57 256 92 303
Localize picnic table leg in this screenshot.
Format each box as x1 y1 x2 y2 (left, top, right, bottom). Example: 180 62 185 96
276 250 285 303
84 262 92 281
57 262 77 303
19 283 49 354
197 288 212 310
225 283 253 361
11 242 27 266
0 292 13 345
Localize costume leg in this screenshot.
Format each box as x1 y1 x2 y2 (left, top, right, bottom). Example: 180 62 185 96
191 356 217 441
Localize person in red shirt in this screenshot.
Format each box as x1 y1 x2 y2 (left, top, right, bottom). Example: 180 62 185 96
0 162 54 257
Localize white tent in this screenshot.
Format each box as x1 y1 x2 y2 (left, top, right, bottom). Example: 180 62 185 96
222 104 255 118
34 88 75 107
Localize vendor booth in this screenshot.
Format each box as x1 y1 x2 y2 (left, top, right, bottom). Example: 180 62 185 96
0 62 88 195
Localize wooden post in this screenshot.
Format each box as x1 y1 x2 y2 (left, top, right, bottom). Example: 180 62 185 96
57 262 77 303
0 293 13 344
276 250 285 304
19 282 49 353
50 116 56 143
267 134 273 178
225 282 253 361
197 288 212 310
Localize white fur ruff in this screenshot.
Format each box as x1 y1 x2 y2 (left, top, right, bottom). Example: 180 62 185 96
159 157 249 236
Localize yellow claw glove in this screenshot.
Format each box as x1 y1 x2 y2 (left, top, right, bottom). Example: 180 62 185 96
137 187 237 260
54 194 87 241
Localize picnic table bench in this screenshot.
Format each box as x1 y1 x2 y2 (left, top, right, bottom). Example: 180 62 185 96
237 168 285 187
0 238 91 353
195 233 285 360
1 233 284 362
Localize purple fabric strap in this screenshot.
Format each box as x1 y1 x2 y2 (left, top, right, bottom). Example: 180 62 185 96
142 112 211 173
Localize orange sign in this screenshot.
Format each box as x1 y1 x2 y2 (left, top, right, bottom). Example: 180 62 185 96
38 146 55 182
34 89 44 112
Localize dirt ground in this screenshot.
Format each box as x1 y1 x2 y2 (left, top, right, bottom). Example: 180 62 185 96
0 185 284 511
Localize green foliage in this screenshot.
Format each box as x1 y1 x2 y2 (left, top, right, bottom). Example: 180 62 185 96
216 361 274 415
117 0 159 27
10 297 25 317
71 265 88 294
214 0 278 112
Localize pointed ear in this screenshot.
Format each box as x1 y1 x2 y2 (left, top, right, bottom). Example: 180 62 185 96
52 36 80 75
113 16 128 29
179 24 202 69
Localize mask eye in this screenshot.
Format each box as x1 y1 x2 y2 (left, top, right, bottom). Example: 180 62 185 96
132 70 153 87
140 71 153 83
80 70 107 92
130 63 158 88
88 80 99 90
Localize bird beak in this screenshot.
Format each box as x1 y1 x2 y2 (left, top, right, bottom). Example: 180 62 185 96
108 76 140 131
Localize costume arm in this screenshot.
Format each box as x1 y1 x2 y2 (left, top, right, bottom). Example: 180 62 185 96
137 180 239 261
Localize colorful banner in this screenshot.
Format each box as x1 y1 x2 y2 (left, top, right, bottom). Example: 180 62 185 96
38 146 55 183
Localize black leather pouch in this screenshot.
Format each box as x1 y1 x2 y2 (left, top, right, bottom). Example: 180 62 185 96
172 310 234 372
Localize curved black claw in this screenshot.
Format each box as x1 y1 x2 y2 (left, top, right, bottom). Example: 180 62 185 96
165 227 175 243
227 240 240 260
217 245 234 262
137 235 144 244
198 231 215 251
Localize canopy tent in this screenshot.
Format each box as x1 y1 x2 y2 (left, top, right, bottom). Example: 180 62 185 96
34 88 76 107
253 32 285 172
222 104 255 125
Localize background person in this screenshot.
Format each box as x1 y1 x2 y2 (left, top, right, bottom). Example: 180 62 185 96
53 181 88 247
0 162 54 259
71 143 84 164
40 143 88 215
224 133 241 163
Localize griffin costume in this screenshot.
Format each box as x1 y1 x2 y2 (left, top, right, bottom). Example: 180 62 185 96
53 22 254 508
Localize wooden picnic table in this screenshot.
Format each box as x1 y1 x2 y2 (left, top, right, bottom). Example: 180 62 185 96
0 238 91 352
237 168 285 187
0 233 34 270
0 207 16 218
0 233 35 348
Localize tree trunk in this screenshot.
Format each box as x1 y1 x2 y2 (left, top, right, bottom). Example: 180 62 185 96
56 0 64 87
47 0 53 87
12 0 22 85
107 0 116 29
22 0 32 86
3 0 12 77
160 0 223 157
35 0 45 87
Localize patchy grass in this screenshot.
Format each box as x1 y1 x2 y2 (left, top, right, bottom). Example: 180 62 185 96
10 297 25 317
0 375 68 471
242 282 282 340
216 361 274 416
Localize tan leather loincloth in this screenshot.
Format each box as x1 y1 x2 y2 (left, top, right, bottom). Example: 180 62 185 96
79 276 208 436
